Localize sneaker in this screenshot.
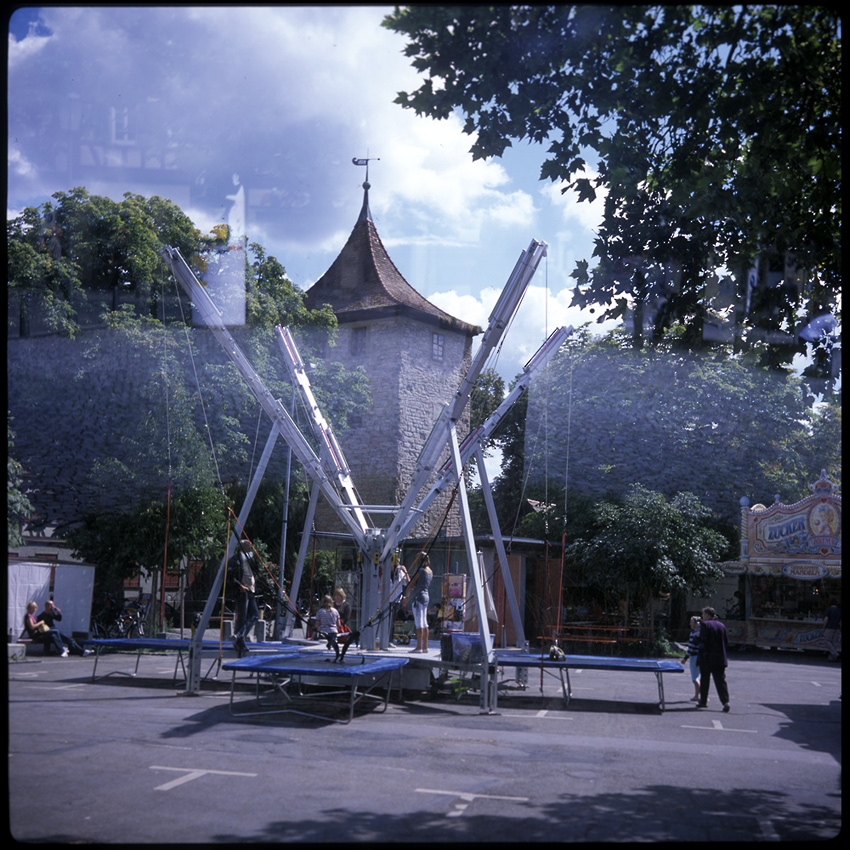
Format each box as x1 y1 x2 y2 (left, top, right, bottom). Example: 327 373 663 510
61 648 70 657
722 703 730 713
81 649 94 657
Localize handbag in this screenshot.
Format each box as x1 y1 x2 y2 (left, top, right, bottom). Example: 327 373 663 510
34 622 50 634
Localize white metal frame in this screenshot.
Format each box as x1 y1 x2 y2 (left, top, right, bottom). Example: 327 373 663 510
159 241 570 708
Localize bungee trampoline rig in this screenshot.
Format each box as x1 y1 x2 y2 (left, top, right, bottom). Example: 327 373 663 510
83 238 684 717
154 237 572 713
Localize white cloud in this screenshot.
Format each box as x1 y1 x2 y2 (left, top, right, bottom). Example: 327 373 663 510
8 29 50 69
6 5 600 313
541 167 606 232
8 147 36 179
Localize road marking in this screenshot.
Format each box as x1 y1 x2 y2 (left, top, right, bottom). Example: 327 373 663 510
418 788 527 800
150 765 257 791
681 719 757 733
498 711 572 720
416 787 529 819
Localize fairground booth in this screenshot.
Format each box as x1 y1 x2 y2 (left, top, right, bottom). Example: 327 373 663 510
720 470 841 651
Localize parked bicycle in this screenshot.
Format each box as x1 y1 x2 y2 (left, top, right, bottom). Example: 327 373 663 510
89 594 148 639
117 598 147 638
89 593 121 638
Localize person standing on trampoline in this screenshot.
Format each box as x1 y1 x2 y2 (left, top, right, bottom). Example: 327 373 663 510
403 555 433 653
231 538 259 657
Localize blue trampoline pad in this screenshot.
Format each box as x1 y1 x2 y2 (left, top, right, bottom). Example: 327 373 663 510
222 652 408 677
494 651 683 673
493 651 682 710
222 653 409 724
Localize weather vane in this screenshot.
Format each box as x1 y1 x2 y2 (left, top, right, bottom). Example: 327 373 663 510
352 155 379 188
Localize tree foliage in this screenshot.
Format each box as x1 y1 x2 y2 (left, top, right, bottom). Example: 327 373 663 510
522 331 841 528
565 484 728 616
384 6 841 375
9 188 371 604
7 418 34 548
8 188 202 336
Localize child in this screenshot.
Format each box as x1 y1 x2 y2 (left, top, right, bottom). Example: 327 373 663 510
681 615 702 700
315 594 341 661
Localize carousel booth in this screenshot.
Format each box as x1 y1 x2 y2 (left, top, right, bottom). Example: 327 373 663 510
724 470 841 652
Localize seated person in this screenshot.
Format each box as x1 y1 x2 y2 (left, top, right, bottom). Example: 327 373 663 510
22 601 68 656
314 595 341 661
37 599 90 656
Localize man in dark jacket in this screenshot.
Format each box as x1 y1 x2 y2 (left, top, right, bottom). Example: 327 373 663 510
697 606 730 712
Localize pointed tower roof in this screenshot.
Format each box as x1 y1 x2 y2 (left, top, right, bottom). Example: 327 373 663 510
305 185 481 336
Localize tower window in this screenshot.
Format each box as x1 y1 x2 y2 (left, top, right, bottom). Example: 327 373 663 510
351 327 367 356
432 333 444 361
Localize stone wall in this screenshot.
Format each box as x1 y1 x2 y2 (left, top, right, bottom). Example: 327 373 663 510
311 315 473 539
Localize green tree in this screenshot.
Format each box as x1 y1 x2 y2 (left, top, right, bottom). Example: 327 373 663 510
7 188 203 335
7 206 82 336
565 484 729 624
522 331 840 528
385 6 841 374
7 418 34 547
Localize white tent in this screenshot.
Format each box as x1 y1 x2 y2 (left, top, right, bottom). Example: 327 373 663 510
7 562 95 639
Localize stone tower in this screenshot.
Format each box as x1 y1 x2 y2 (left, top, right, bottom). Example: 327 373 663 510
303 182 481 541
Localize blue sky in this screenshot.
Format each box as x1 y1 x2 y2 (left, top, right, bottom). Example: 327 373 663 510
7 5 616 384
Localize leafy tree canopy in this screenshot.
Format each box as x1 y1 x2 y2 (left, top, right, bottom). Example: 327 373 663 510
10 187 372 600
565 483 729 612
7 418 34 547
522 331 841 528
384 6 841 374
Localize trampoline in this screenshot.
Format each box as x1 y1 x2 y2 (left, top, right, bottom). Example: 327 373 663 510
222 652 409 724
494 651 684 711
82 637 302 684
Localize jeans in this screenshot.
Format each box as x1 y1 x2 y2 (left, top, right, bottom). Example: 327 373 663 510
38 628 67 655
234 591 259 641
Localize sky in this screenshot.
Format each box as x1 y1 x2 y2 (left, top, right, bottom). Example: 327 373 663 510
7 5 617 386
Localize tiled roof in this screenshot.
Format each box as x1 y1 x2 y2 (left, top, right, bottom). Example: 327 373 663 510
305 189 481 335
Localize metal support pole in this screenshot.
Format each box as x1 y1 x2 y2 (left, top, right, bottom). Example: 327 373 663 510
448 423 494 671
283 481 321 637
275 385 296 640
184 425 280 693
476 446 525 646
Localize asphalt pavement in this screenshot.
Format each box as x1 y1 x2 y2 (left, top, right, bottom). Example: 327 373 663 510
7 645 841 842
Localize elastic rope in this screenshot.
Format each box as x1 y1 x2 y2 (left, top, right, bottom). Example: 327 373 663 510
172 275 226 503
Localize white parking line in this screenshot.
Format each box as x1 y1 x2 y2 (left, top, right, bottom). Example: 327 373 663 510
417 787 528 817
681 719 757 733
150 765 257 791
